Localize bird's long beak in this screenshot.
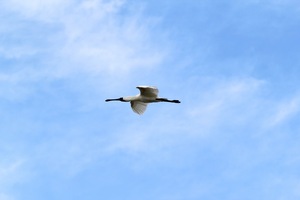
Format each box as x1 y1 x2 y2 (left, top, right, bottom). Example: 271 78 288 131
105 98 123 102
105 98 117 102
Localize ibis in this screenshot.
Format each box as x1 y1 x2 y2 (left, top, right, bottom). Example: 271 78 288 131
105 86 180 115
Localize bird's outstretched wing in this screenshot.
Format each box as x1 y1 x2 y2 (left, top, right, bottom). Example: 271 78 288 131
131 101 148 115
136 86 159 98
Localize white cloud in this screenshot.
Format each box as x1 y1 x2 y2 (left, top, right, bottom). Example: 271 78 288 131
267 95 300 127
236 0 300 7
0 193 14 200
2 0 165 75
0 46 38 59
31 131 112 176
2 0 72 21
1 1 300 199
101 77 266 163
100 76 298 168
0 68 49 101
0 0 168 101
0 159 26 200
56 1 165 76
186 77 265 132
0 159 25 185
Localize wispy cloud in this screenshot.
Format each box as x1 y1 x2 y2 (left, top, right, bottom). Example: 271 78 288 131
235 0 300 8
0 0 168 102
1 0 72 20
185 77 265 132
1 1 300 199
0 159 25 185
267 95 300 127
0 193 15 200
101 77 265 160
0 159 26 200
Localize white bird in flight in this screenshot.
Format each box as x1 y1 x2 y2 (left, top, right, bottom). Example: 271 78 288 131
105 86 181 115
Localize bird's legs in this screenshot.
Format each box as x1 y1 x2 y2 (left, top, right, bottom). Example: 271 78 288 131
156 98 181 103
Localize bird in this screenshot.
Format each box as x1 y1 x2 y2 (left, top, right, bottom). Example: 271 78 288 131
105 86 180 115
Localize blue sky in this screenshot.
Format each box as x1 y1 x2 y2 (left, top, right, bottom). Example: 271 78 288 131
1 0 300 199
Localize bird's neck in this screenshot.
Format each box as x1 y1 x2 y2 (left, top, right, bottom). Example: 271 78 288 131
123 96 139 101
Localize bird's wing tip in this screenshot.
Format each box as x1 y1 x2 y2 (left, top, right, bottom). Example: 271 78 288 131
131 101 147 115
136 85 157 89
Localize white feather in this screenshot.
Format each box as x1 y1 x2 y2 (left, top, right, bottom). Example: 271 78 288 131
136 86 159 98
130 101 148 115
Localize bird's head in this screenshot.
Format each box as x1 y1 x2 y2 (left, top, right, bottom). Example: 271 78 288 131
119 97 126 102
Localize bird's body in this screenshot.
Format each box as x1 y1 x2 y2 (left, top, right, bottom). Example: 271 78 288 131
105 86 180 115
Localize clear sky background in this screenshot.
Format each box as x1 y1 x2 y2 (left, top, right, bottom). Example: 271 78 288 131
1 0 300 199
